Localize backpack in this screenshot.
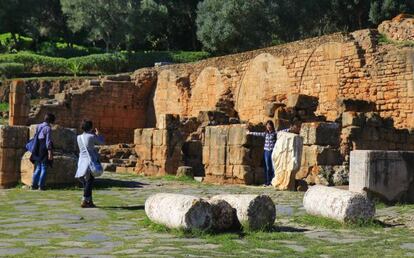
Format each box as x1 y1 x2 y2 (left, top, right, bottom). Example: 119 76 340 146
26 128 40 153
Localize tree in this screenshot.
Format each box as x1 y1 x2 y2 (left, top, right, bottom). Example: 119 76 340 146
128 0 168 50
61 0 138 52
157 0 202 50
196 0 279 54
0 0 36 47
369 0 414 25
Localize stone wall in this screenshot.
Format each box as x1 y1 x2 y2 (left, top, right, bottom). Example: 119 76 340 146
203 124 265 185
0 126 28 188
134 128 183 176
28 72 156 144
151 28 413 129
9 81 30 126
378 14 414 42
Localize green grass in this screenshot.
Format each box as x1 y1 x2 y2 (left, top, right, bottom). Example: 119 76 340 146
0 102 8 112
378 33 414 47
292 214 384 230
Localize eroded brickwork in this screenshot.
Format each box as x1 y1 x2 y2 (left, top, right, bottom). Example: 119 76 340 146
28 72 156 144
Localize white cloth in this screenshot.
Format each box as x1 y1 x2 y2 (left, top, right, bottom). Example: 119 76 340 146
271 132 303 190
75 133 104 178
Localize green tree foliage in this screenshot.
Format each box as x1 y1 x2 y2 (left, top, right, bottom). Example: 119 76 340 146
196 0 279 53
158 0 202 50
128 0 169 50
61 0 138 52
0 0 36 47
369 0 414 24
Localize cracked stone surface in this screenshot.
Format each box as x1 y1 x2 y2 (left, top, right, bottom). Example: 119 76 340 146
0 172 413 257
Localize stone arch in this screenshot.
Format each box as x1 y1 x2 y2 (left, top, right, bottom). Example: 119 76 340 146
153 70 186 125
190 67 226 117
236 53 289 123
299 42 345 120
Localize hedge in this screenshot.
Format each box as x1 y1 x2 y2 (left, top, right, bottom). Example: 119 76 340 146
0 62 25 78
0 51 210 76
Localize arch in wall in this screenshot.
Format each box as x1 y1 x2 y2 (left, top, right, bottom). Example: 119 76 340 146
236 53 289 124
298 42 345 120
190 67 226 117
153 70 186 126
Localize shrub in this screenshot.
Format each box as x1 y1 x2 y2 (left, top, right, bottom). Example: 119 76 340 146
0 52 68 73
0 51 210 75
38 41 104 58
0 62 25 78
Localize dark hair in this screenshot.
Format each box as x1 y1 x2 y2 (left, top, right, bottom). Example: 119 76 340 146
265 120 275 131
44 113 56 124
81 120 93 132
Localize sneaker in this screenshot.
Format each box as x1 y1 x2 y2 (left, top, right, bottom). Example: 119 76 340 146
38 187 46 191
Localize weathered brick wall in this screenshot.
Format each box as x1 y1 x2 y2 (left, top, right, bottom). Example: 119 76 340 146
0 126 28 188
378 14 414 42
151 29 413 130
28 72 156 144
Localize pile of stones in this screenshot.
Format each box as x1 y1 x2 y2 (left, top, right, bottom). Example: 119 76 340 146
97 144 137 173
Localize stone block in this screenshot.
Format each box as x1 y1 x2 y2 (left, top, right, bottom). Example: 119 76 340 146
153 129 167 146
342 112 365 127
197 111 229 126
10 80 26 94
0 148 25 188
135 145 152 160
209 126 228 147
349 150 414 203
176 166 194 178
228 125 248 146
336 98 375 113
29 125 77 152
286 94 318 111
0 126 29 149
156 114 180 129
116 167 135 174
20 151 78 186
228 146 251 165
296 145 342 179
300 122 340 146
233 165 254 184
209 146 226 165
265 102 284 117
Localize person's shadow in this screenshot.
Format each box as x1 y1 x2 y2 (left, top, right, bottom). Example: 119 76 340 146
89 178 149 189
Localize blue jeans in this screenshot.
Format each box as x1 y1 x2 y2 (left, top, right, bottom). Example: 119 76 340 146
264 150 274 185
32 161 47 189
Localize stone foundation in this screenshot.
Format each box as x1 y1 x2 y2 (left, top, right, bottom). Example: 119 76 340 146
349 150 414 203
0 126 28 188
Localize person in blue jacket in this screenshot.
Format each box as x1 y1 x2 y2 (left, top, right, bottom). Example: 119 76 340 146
31 113 55 190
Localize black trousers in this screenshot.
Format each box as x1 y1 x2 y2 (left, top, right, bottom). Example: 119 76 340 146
79 175 94 201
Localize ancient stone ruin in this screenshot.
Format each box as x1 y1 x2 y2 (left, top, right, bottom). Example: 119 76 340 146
1 16 413 193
